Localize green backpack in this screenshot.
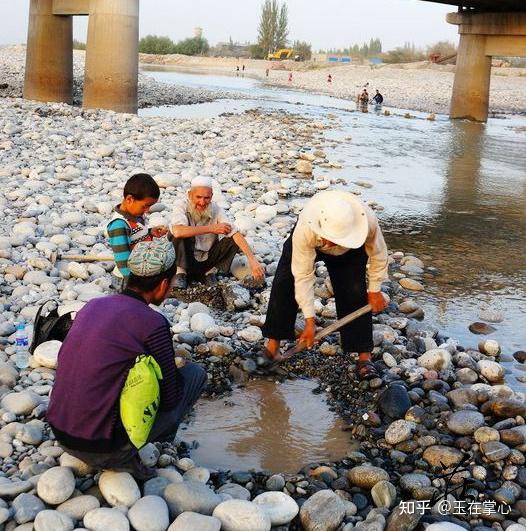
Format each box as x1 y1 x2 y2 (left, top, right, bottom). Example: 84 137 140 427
120 355 163 449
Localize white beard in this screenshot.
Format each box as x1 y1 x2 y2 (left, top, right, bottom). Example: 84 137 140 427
187 201 213 224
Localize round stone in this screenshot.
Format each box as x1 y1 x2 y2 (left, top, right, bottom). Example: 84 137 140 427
423 446 464 468
347 465 390 489
477 360 505 383
479 339 500 356
33 341 62 369
399 278 424 291
217 484 251 501
190 313 216 333
212 500 271 531
265 474 285 491
128 496 170 531
371 480 397 508
474 426 500 444
12 493 45 524
163 480 221 517
37 466 75 505
385 420 415 445
447 411 485 435
98 471 141 507
400 473 432 494
1 390 41 415
59 452 93 476
168 512 221 531
252 491 299 526
57 495 100 521
238 326 263 343
84 507 130 531
379 385 411 419
183 467 210 483
34 510 74 531
299 490 346 531
417 349 451 371
480 441 511 462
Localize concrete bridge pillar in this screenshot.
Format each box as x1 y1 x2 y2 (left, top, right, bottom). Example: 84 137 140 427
83 0 139 113
448 11 526 122
24 0 73 104
450 34 491 122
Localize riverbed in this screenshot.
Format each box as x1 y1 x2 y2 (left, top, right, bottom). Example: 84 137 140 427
141 67 526 388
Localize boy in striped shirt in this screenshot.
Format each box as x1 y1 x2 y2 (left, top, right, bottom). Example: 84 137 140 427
106 173 167 283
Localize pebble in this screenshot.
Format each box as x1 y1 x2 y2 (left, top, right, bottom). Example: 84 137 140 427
190 313 216 333
212 499 271 531
399 278 424 291
164 480 221 517
477 359 505 382
169 511 221 531
252 491 299 526
379 385 411 419
238 326 263 342
33 340 62 369
371 480 397 508
1 390 41 415
423 445 464 468
34 509 74 531
417 348 451 371
98 471 141 507
57 495 100 521
265 474 285 491
447 410 485 435
385 420 416 445
347 465 390 489
128 496 170 531
217 484 251 501
12 493 45 524
83 507 130 531
36 466 76 505
59 452 93 475
299 489 346 531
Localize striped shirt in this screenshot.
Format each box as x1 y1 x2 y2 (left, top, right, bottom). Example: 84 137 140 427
106 207 152 277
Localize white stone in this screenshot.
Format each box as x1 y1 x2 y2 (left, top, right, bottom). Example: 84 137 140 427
254 205 277 223
417 349 451 371
187 302 211 317
23 270 50 286
67 262 89 280
168 512 221 531
478 339 500 357
84 507 130 531
57 495 100 521
217 484 251 501
212 500 271 531
33 340 61 369
190 313 216 333
425 524 467 531
252 491 299 526
154 173 178 188
399 278 424 291
128 496 170 531
37 466 76 505
230 255 251 280
478 360 505 383
99 471 141 507
34 510 74 531
238 326 263 343
183 467 210 483
164 480 221 517
1 390 41 415
385 420 416 445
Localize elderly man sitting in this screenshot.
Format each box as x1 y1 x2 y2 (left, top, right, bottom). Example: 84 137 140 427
170 176 264 289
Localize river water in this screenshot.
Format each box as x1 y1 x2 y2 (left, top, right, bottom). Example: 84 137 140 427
140 67 526 472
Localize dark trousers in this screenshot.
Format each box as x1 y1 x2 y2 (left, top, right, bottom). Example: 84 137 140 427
261 232 373 353
60 362 207 469
175 236 239 281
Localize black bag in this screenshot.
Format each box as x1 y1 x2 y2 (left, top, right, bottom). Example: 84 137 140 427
29 301 74 354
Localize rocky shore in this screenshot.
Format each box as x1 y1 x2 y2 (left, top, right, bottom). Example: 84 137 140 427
0 46 239 109
0 49 525 530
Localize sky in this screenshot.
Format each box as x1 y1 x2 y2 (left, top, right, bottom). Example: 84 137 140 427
0 0 458 51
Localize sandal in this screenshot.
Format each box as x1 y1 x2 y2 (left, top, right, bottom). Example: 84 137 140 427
356 359 379 381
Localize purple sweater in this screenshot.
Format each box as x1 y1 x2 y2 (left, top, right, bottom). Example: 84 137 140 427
47 291 181 452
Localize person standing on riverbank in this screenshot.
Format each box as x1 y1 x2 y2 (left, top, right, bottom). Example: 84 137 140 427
372 90 384 105
169 176 265 289
261 190 389 380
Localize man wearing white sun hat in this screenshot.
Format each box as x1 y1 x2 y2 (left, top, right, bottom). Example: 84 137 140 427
261 190 389 380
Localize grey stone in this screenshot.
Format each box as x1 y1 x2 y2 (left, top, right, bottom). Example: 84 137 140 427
34 509 74 531
144 477 171 497
217 483 251 501
0 480 33 498
299 490 346 531
37 466 76 505
98 471 140 507
57 495 100 521
252 491 299 526
1 390 41 415
386 501 421 531
212 499 271 531
379 385 411 419
265 474 285 491
447 411 485 435
480 441 511 462
371 480 397 508
12 493 45 524
163 480 221 517
128 495 170 531
83 507 130 531
168 511 221 531
385 420 415 445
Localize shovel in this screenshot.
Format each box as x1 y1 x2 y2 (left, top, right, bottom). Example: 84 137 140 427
48 250 114 265
278 303 372 362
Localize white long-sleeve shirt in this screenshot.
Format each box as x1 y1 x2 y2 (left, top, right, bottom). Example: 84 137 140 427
291 204 388 319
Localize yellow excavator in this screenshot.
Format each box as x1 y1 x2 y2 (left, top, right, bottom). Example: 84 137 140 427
267 48 298 61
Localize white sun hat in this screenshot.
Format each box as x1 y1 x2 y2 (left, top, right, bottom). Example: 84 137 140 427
301 190 368 248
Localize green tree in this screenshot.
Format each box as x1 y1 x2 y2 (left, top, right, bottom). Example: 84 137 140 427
139 35 177 54
292 40 312 60
275 2 289 50
174 37 210 56
73 39 86 50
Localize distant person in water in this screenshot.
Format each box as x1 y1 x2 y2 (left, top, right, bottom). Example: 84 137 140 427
242 64 245 72
288 72 293 83
328 74 332 83
372 90 383 105
266 68 270 77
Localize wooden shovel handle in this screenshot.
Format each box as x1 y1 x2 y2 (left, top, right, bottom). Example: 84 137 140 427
60 254 114 263
281 303 372 360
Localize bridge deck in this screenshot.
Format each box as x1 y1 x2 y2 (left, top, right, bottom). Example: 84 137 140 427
421 0 526 11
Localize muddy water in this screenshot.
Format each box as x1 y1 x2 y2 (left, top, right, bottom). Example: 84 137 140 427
179 379 352 474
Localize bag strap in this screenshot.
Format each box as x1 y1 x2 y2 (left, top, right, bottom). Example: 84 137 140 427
29 299 58 353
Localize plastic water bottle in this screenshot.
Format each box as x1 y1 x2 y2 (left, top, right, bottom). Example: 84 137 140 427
14 323 30 369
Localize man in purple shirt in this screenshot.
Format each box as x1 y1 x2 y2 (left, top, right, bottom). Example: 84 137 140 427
47 239 207 479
